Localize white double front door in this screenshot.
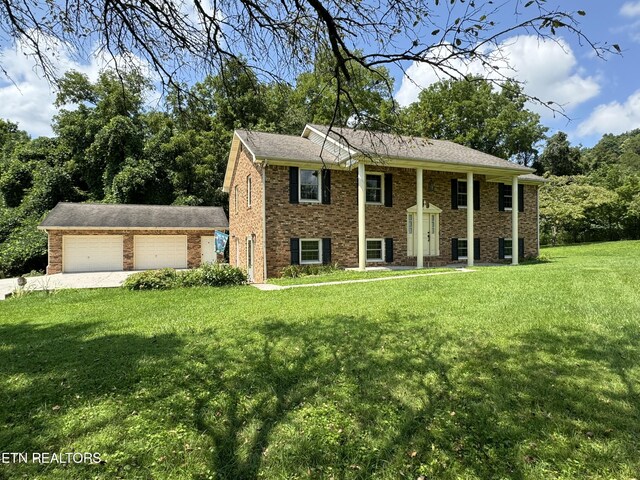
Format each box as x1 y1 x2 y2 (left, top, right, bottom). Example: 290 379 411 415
407 203 441 257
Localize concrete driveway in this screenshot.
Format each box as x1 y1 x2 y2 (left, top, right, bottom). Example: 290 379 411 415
0 271 139 300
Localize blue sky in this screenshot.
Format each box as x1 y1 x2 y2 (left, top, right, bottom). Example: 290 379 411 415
0 1 637 148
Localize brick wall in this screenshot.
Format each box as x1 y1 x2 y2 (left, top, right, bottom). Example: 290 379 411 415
227 148 266 282
263 165 538 277
45 229 216 274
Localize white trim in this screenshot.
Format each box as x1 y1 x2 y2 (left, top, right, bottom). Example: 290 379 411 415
358 163 366 270
299 168 322 203
302 124 359 157
503 238 513 260
247 175 252 208
365 238 385 262
466 172 474 266
365 172 384 205
511 176 519 265
457 238 468 261
299 238 322 265
536 186 540 254
416 168 423 268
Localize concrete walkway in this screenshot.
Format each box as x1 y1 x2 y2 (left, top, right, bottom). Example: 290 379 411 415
0 271 139 300
252 267 475 291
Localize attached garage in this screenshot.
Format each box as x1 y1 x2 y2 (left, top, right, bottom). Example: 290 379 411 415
39 203 229 274
134 235 187 270
63 235 124 272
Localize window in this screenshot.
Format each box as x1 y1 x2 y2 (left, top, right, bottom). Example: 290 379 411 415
457 180 468 208
366 173 383 203
407 214 413 234
504 238 513 259
247 175 252 208
503 184 512 210
300 239 321 264
300 169 321 202
366 239 384 262
458 238 468 260
234 185 238 213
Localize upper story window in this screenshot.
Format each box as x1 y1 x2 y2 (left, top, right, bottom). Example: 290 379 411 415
366 173 383 204
456 180 468 208
503 185 513 210
300 169 321 202
247 175 252 208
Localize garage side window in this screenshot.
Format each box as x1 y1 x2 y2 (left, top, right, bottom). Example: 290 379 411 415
247 175 252 208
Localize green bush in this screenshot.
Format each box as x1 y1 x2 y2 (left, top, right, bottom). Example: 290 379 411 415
122 268 179 290
280 263 341 278
123 264 247 291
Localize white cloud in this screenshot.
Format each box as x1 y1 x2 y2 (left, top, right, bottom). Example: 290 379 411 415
0 34 155 138
620 2 640 17
395 35 601 118
577 90 640 136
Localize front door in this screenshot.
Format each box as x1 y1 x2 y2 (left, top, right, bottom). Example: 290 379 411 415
246 237 254 282
407 207 441 257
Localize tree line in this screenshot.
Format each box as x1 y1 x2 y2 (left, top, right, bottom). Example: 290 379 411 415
0 57 637 276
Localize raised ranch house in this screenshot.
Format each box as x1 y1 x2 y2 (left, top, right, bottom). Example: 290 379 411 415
224 124 545 283
39 203 228 274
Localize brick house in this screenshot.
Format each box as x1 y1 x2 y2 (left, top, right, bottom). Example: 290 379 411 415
223 124 544 283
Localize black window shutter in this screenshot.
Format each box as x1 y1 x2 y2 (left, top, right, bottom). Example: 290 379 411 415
498 183 504 211
498 238 505 259
384 173 393 207
322 238 332 264
518 184 524 212
385 238 394 263
474 180 480 210
518 238 525 259
451 238 458 261
322 169 331 205
289 167 299 204
474 238 481 260
451 179 458 210
290 238 300 265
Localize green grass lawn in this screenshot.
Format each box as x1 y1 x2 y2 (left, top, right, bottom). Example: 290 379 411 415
1 241 639 479
268 267 453 285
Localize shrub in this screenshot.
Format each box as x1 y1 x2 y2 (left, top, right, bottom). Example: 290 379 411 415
280 263 341 278
192 262 247 287
122 268 179 290
122 264 246 291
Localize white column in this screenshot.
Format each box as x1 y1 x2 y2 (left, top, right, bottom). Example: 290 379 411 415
512 175 519 265
416 168 424 268
358 162 366 270
466 172 474 267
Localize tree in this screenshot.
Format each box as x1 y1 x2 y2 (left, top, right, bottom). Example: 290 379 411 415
400 77 547 164
537 132 582 176
0 1 618 126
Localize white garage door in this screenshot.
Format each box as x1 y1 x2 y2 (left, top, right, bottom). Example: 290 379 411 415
134 235 187 270
63 235 124 273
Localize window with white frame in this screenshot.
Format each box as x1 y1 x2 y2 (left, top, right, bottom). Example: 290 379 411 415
504 238 513 259
247 175 252 208
300 239 322 264
299 169 321 202
457 180 468 208
234 185 238 213
366 239 384 262
366 173 383 203
503 184 513 210
458 238 468 260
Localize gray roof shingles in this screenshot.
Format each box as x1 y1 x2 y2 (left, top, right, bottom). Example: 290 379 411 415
236 129 342 163
39 203 228 229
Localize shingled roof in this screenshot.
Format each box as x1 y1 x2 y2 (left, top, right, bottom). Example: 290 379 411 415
39 203 228 229
235 130 342 164
306 124 533 173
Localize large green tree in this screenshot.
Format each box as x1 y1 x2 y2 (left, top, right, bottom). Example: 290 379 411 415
401 77 547 165
537 131 583 176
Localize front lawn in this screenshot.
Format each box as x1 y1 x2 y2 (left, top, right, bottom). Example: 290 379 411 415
1 241 639 479
268 266 453 285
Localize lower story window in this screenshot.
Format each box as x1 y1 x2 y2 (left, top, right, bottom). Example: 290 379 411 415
504 238 513 259
366 239 384 262
300 239 321 264
458 238 468 260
